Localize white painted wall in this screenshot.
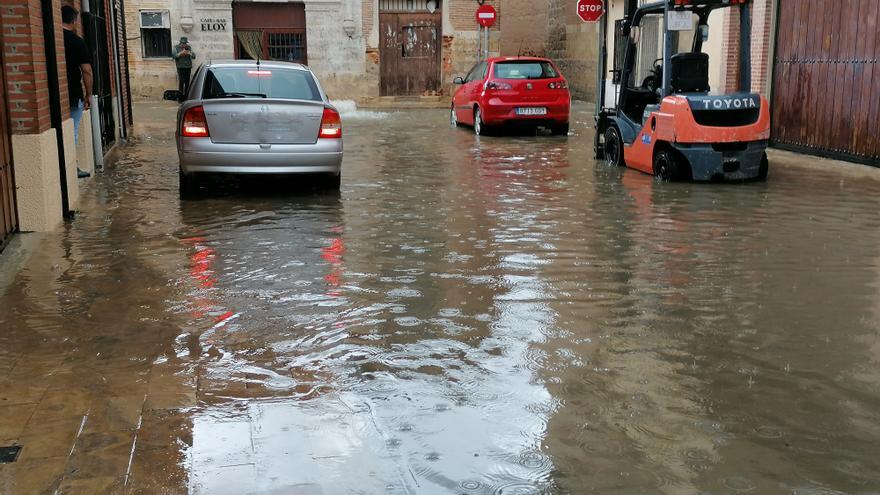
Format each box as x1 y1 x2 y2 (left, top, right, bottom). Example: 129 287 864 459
703 9 724 95
12 130 64 232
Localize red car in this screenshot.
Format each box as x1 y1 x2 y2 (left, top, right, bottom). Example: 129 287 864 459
451 57 571 136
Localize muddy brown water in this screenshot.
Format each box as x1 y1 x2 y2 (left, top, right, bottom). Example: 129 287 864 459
2 103 880 494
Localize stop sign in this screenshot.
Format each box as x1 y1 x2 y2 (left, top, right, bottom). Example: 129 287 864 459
476 5 497 28
577 0 604 22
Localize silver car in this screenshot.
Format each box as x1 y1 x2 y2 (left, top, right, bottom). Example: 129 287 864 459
172 60 343 194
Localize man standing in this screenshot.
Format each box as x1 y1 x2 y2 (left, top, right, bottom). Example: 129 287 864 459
173 37 196 100
62 5 93 178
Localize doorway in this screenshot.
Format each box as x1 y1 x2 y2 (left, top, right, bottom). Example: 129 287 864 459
379 0 441 96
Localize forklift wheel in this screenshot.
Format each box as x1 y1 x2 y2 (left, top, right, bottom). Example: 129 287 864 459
604 126 624 167
757 152 769 181
653 149 683 182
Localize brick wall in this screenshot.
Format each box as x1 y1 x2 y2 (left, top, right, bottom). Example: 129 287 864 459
1 0 69 134
53 0 69 118
719 1 773 95
450 0 500 31
750 0 772 95
498 0 598 100
500 0 549 56
362 0 373 44
720 6 740 93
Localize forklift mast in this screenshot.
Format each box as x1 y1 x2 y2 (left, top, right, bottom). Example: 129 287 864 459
595 0 755 159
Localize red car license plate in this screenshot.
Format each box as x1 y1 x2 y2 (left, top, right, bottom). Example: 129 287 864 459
515 107 548 116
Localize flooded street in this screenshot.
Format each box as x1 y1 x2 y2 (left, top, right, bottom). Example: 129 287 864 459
2 102 880 494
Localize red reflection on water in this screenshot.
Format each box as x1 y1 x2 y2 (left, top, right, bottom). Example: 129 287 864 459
322 236 345 294
621 172 692 301
182 236 237 325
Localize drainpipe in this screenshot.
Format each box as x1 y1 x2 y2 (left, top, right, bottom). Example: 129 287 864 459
739 1 752 92
41 0 71 218
81 0 104 169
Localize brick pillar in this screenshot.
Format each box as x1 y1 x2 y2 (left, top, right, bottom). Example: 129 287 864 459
719 6 740 93
1 0 76 231
750 0 773 95
1 0 55 134
362 0 374 45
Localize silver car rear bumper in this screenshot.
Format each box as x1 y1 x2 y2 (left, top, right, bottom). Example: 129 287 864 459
179 137 343 175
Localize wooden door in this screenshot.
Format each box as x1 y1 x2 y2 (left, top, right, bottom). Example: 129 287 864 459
379 12 441 96
771 0 880 165
0 40 16 251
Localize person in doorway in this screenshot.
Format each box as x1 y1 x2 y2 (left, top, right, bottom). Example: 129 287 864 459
173 37 196 101
62 5 93 179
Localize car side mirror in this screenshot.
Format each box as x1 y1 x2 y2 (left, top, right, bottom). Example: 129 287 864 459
453 76 465 85
163 90 182 101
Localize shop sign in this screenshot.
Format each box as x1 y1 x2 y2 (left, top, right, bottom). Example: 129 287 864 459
200 18 227 31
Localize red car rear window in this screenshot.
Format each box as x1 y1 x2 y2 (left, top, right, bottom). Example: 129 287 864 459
494 61 558 80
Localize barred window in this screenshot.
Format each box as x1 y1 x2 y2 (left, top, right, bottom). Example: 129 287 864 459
267 32 306 63
140 10 171 58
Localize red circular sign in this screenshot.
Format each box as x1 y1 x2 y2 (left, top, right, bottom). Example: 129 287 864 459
577 0 604 22
476 5 497 28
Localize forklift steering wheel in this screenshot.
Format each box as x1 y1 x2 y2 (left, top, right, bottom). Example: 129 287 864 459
641 58 663 95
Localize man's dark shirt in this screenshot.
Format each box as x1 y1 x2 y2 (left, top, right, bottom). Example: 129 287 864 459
64 28 92 106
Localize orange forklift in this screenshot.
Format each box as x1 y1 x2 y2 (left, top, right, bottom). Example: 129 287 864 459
595 0 770 181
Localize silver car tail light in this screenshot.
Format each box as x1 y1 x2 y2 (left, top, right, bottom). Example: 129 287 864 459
319 108 342 139
182 106 210 137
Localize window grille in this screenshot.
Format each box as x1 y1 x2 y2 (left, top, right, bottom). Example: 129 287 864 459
267 32 306 63
140 10 171 58
379 0 440 13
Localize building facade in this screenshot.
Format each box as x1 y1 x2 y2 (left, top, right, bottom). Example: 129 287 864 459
126 0 514 101
0 0 132 248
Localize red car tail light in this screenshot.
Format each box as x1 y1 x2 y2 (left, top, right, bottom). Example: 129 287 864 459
182 106 209 137
548 80 569 89
319 107 342 139
486 80 513 90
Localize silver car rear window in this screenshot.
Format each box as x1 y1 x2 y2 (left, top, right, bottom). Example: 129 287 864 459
494 61 558 80
202 67 322 101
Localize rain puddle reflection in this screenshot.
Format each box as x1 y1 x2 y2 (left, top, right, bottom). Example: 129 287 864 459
2 103 880 494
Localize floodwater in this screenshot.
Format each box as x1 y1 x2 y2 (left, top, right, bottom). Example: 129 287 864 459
2 102 880 494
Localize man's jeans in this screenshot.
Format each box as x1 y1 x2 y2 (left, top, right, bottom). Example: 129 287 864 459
71 99 84 145
178 68 192 100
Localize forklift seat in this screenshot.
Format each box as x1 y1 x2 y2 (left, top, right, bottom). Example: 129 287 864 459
670 52 710 93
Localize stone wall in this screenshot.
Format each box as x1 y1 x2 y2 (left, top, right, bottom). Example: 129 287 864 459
304 0 372 100
499 0 599 101
125 0 186 100
126 0 235 100
500 0 549 56
125 0 510 101
548 0 599 101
